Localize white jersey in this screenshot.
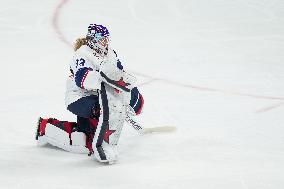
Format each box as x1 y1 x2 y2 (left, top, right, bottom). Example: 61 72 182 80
65 45 121 107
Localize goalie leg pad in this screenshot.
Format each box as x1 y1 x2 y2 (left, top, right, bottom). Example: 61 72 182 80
92 83 126 163
37 121 89 154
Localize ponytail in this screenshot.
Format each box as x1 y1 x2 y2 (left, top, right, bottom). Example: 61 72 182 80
74 38 87 51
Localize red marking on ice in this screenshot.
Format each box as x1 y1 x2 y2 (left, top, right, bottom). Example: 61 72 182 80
134 72 284 101
51 0 284 111
255 102 284 113
52 0 72 48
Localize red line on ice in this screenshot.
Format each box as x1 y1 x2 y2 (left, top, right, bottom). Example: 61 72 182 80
52 0 72 48
51 0 284 103
255 102 284 113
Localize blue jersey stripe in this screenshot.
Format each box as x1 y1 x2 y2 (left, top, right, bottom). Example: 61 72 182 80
75 67 93 89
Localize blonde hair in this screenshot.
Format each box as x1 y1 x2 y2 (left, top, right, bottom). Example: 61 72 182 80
74 37 87 51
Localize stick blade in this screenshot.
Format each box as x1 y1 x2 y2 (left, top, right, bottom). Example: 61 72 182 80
143 126 177 134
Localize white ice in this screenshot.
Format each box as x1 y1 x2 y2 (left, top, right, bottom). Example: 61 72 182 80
0 0 284 188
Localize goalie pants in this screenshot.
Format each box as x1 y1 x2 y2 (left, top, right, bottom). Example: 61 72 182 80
67 95 100 120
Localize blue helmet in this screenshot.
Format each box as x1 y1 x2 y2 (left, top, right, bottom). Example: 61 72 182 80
86 24 109 42
86 24 110 55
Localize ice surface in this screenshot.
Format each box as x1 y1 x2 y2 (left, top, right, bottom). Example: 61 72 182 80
0 0 284 188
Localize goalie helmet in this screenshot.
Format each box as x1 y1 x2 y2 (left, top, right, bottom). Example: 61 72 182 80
86 24 110 56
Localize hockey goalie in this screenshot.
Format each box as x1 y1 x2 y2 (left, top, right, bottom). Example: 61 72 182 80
36 24 144 164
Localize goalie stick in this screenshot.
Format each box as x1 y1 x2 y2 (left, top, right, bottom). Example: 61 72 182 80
125 114 176 134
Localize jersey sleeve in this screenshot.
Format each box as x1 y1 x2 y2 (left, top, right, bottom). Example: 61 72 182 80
70 53 101 90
